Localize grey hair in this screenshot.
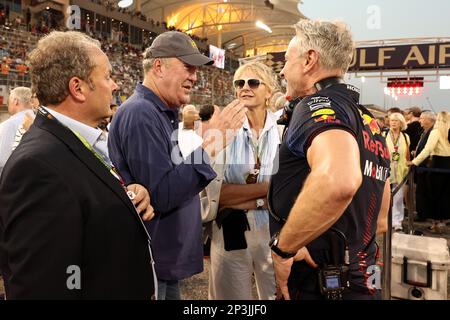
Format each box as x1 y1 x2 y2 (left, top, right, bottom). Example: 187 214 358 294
9 87 32 106
421 111 436 121
293 19 354 74
142 47 170 73
27 31 101 106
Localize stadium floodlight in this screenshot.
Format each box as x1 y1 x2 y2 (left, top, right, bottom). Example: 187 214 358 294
118 0 133 8
256 20 272 33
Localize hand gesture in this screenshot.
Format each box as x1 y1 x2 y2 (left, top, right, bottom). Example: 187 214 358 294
200 100 247 157
126 183 155 221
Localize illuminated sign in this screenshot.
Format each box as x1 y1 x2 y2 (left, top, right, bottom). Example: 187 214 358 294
266 42 450 73
349 43 450 72
385 77 424 96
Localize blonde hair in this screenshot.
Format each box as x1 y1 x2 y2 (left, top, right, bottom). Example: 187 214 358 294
389 112 407 131
27 31 101 106
293 19 354 74
233 61 280 98
434 111 450 143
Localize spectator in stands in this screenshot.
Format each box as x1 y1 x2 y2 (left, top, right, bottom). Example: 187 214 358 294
413 111 436 222
1 56 10 75
0 87 34 175
25 8 31 31
108 31 247 300
0 31 155 299
204 61 279 300
409 111 450 233
404 106 423 157
385 112 410 232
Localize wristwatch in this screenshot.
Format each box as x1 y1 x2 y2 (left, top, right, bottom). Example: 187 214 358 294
256 198 265 210
269 232 296 259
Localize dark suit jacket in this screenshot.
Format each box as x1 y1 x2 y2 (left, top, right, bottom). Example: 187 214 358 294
415 128 432 167
0 111 154 299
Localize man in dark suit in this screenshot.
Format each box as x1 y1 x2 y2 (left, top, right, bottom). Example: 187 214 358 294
0 31 156 299
404 107 423 158
412 111 436 221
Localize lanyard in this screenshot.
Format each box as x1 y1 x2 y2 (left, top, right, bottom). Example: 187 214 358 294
38 106 124 186
245 128 266 184
389 131 402 161
71 130 125 186
389 131 401 147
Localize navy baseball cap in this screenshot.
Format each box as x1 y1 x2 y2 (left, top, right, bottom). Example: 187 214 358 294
146 31 213 66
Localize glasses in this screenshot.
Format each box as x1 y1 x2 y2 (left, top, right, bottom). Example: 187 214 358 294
233 79 265 90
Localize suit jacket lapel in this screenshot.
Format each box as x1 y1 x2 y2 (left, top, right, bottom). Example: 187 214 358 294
33 112 145 230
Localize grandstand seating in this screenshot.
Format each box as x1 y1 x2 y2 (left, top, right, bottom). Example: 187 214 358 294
0 24 235 111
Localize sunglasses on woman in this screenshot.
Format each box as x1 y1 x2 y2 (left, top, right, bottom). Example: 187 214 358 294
233 79 265 90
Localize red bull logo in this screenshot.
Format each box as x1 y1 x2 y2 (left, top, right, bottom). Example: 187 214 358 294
363 131 390 160
314 114 340 124
360 112 381 135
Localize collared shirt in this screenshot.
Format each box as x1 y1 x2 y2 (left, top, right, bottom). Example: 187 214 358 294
43 107 111 166
0 110 32 176
224 111 280 228
108 83 216 280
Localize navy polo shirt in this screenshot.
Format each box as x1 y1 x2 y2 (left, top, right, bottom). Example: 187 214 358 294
108 83 216 280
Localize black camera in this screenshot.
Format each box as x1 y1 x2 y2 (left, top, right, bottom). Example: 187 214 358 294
277 96 302 126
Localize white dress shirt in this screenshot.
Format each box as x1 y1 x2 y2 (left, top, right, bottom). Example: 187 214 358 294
43 107 111 166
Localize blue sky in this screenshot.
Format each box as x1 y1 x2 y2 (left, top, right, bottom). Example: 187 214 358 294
299 0 450 112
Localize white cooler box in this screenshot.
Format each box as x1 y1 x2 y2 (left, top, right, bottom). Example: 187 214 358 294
391 233 450 300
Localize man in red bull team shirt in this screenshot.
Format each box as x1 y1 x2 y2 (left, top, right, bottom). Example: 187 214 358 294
268 19 391 300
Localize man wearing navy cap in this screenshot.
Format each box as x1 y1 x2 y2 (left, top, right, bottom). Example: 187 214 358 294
108 31 247 299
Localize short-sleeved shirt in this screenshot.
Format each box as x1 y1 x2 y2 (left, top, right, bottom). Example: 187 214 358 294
108 83 216 280
269 82 390 294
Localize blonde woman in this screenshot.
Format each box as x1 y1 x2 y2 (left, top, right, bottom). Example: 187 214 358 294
207 62 280 300
385 112 410 231
409 111 450 232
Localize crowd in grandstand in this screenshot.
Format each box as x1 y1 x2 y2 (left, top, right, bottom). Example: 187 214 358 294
0 6 234 108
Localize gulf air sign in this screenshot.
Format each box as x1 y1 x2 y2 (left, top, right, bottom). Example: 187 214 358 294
349 42 450 72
